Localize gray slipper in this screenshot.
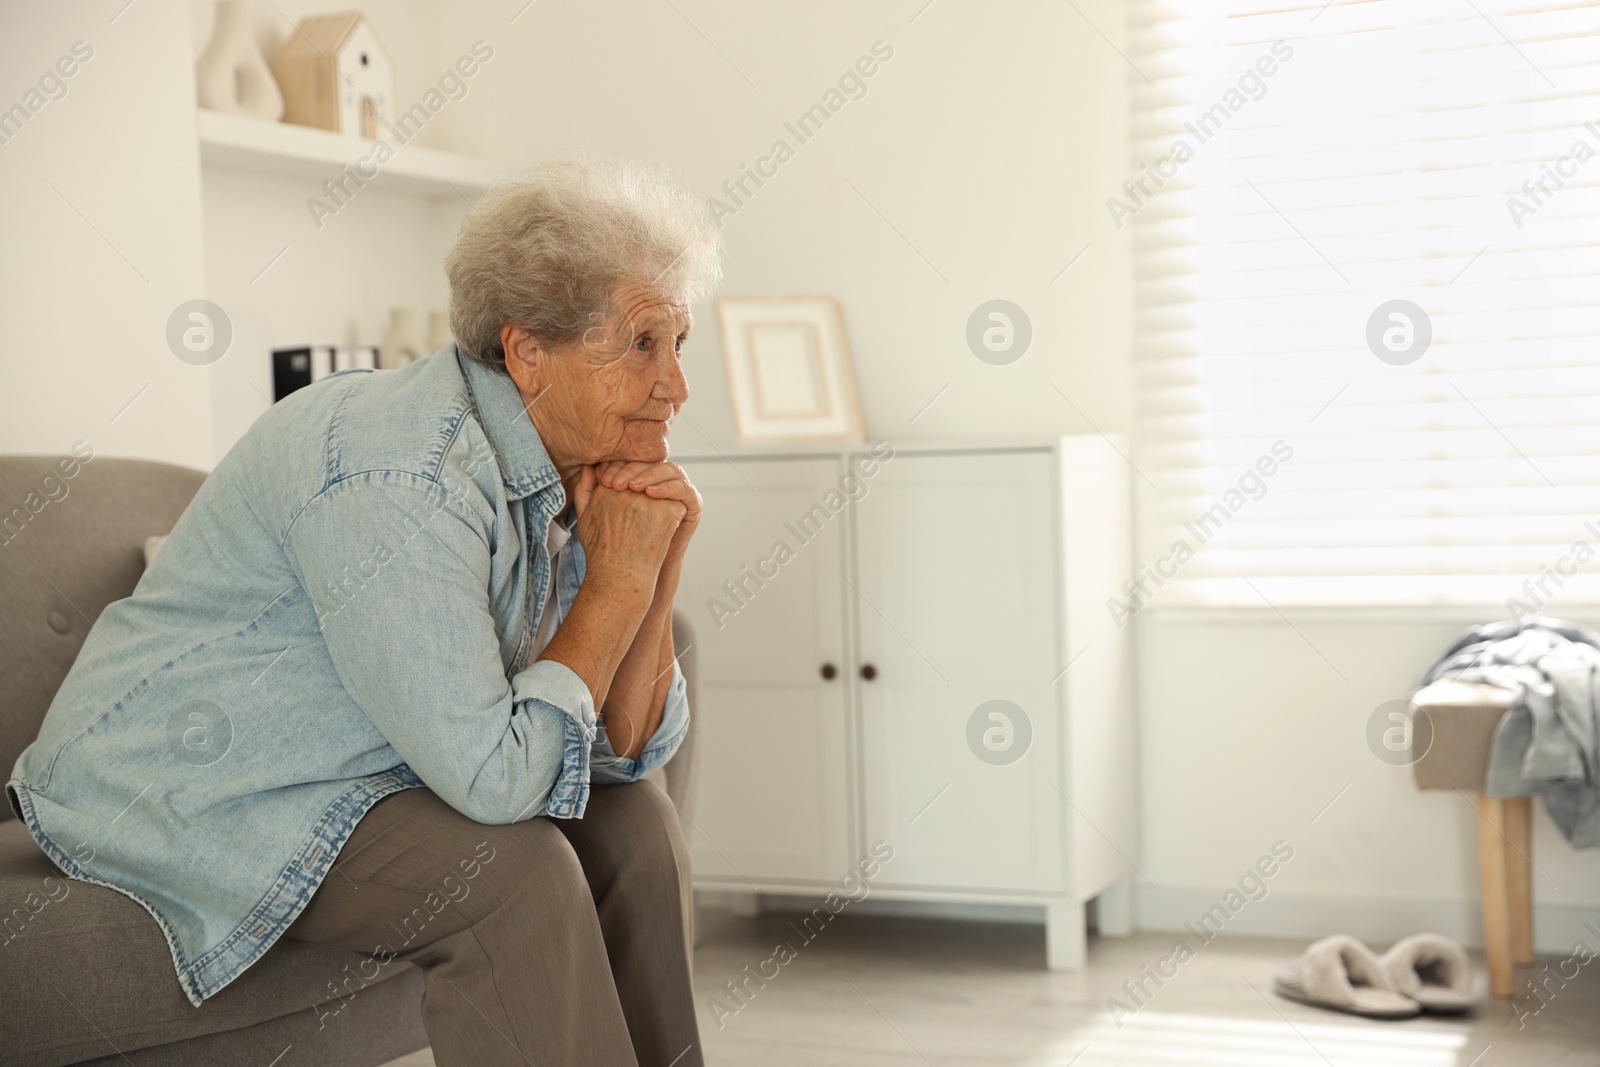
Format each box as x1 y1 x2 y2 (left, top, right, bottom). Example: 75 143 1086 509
1381 933 1476 1013
1273 935 1421 1019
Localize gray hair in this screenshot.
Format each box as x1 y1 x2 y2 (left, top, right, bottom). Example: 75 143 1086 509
446 159 723 367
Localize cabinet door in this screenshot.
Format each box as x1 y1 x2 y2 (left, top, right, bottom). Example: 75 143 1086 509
675 456 853 887
853 450 1062 893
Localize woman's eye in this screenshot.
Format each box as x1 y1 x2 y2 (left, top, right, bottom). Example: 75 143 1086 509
634 336 651 352
674 336 685 352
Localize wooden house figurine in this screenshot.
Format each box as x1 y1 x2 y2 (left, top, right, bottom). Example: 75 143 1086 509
271 12 393 138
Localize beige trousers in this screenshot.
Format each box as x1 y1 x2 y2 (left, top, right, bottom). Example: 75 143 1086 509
286 779 702 1067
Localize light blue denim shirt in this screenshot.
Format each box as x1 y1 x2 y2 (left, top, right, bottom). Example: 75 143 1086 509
5 347 689 1006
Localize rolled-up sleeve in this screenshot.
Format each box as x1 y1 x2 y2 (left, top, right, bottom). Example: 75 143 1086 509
589 659 689 784
511 658 599 818
284 471 594 824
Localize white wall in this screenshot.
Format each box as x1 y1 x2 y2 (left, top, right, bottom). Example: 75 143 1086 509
7 0 1136 463
432 0 1135 451
1137 611 1600 952
0 1 210 466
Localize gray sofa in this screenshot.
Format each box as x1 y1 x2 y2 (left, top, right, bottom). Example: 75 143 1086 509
0 455 701 1067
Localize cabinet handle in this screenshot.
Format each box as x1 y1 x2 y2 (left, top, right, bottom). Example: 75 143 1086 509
820 663 837 681
860 663 878 681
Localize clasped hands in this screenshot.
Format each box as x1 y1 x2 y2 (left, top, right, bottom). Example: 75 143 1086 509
568 460 700 594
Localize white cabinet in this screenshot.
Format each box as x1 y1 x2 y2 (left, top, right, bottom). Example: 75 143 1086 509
676 439 1134 968
675 457 853 886
854 450 1062 894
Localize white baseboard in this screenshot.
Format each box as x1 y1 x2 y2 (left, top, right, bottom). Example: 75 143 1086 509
1135 886 1600 957
701 887 1600 958
740 891 1047 925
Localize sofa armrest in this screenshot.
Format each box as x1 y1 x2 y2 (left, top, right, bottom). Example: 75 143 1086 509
643 611 700 829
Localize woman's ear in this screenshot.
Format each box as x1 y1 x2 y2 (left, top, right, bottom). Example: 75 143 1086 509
500 324 546 396
500 323 536 368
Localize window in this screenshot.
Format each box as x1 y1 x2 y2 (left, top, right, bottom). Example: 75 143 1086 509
1127 0 1600 613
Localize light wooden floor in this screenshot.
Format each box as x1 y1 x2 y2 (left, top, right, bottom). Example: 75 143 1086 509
382 908 1600 1066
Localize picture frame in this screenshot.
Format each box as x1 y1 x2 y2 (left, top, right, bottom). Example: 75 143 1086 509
716 295 864 443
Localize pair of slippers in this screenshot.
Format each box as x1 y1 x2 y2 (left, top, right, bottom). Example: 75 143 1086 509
1274 934 1476 1019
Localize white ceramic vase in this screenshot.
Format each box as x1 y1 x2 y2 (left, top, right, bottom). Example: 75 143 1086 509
380 308 424 369
195 2 284 121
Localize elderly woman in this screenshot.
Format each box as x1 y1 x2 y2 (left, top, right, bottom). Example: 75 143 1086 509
6 160 721 1066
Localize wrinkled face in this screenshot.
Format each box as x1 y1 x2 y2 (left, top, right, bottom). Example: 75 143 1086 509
503 281 692 468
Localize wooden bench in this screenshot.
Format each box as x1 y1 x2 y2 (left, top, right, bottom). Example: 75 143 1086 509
1408 679 1529 998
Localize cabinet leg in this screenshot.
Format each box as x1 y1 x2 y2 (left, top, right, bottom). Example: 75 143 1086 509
1475 792 1513 998
1505 795 1535 966
1047 900 1086 971
1094 877 1134 938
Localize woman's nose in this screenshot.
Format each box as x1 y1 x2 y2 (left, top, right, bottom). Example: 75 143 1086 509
657 359 690 405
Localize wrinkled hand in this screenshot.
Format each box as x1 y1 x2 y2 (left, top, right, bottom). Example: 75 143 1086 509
569 465 686 593
594 460 701 567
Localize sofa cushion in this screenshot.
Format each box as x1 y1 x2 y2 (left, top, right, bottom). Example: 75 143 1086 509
0 819 418 1067
0 456 207 812
72 969 427 1067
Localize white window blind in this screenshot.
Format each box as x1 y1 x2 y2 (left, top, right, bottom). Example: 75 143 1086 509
1128 0 1600 612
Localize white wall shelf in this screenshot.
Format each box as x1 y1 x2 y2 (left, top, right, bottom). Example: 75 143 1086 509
196 109 509 198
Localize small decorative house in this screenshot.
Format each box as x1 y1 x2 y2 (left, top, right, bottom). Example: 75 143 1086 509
271 12 393 138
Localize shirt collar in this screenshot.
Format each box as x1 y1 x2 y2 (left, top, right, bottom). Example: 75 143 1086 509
455 348 563 504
